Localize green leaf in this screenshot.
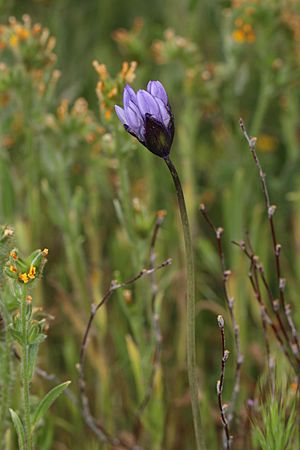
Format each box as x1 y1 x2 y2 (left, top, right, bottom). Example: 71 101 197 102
27 343 39 380
9 328 23 345
125 335 144 401
31 381 71 430
9 409 25 450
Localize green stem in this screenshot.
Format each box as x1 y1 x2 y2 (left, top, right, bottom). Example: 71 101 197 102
0 303 12 449
164 156 205 450
20 288 32 450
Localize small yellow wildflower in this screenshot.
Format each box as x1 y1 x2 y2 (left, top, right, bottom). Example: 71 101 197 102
9 265 17 273
26 295 32 303
232 29 245 43
107 87 118 99
32 23 42 35
243 23 253 33
93 60 109 80
235 18 244 27
28 265 36 280
19 272 29 284
9 34 19 47
16 26 30 40
291 382 298 392
10 251 18 260
105 109 112 120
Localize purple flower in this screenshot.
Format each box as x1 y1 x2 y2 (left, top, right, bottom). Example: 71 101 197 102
115 81 174 158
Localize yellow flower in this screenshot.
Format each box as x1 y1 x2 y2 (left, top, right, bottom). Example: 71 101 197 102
28 265 36 280
9 34 19 47
9 265 17 273
19 272 29 284
232 29 245 43
16 26 30 40
10 251 18 260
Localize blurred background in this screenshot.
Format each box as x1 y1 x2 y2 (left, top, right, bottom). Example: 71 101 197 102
1 0 300 448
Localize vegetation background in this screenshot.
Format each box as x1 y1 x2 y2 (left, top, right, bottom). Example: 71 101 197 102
1 0 300 449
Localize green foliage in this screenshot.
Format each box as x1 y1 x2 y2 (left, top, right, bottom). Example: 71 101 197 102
31 381 71 431
252 374 298 450
9 409 25 450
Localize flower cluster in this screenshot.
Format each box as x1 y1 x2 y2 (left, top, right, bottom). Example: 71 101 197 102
232 19 256 43
5 248 48 285
94 60 137 121
115 81 174 158
0 15 57 70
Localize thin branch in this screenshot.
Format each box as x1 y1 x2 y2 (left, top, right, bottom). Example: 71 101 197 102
248 258 271 367
77 258 172 450
239 118 300 358
232 240 298 373
217 315 231 450
200 204 243 424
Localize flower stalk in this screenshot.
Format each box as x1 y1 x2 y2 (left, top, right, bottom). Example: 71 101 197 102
20 286 33 450
164 155 205 450
115 79 205 449
0 304 12 448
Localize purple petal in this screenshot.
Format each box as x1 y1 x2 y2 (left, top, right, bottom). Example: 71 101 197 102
124 104 145 139
154 97 170 128
115 105 127 125
123 84 137 108
136 90 160 118
147 81 168 105
127 100 143 122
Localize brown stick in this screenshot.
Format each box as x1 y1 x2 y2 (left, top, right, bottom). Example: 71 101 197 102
239 118 300 358
217 315 231 450
200 204 243 424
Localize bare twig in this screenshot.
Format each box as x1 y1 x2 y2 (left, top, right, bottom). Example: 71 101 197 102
232 240 298 373
217 315 231 450
239 118 300 358
135 211 166 421
78 258 172 450
200 204 243 424
248 258 271 367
